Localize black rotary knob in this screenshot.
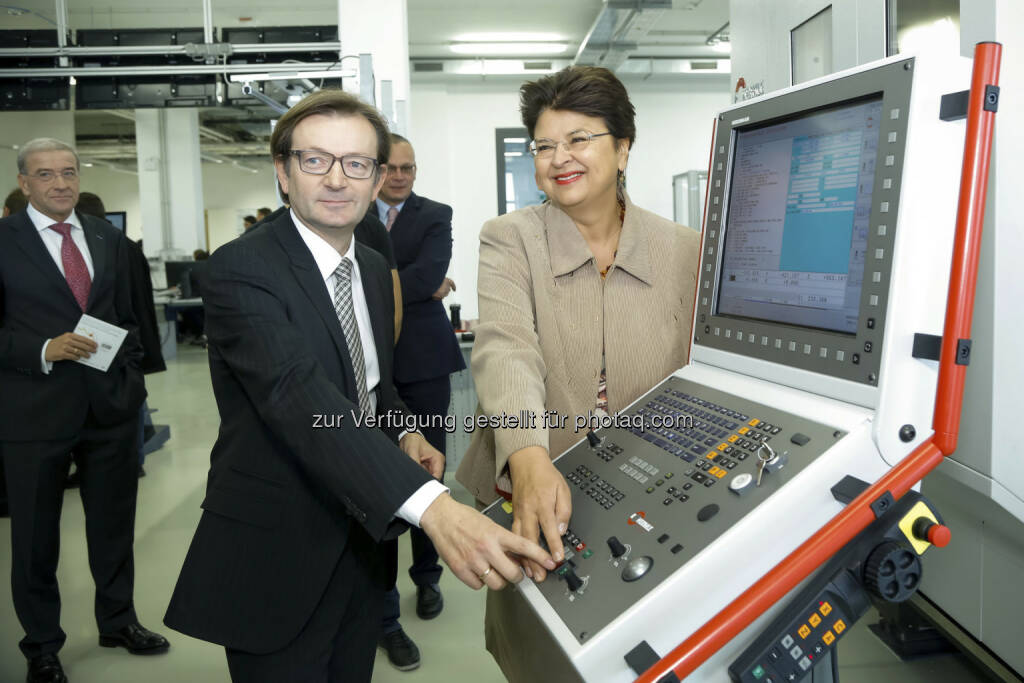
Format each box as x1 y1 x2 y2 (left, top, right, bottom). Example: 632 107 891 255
565 568 584 592
864 542 922 603
607 536 627 558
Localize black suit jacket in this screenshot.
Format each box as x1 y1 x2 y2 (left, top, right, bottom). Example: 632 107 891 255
374 193 464 384
164 211 433 654
0 209 145 441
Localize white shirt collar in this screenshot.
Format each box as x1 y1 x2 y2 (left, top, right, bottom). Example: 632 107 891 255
27 202 82 233
289 209 357 282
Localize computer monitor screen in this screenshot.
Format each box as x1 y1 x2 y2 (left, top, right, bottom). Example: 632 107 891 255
105 211 126 232
715 95 883 334
164 261 194 289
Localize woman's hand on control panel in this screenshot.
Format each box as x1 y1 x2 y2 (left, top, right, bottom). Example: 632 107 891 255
508 446 573 582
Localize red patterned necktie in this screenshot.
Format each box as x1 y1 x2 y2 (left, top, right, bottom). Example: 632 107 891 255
385 206 398 232
49 222 92 311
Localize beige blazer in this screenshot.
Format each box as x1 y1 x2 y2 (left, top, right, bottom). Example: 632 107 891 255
455 196 701 504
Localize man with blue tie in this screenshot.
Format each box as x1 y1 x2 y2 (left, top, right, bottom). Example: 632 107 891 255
372 134 466 671
0 138 169 683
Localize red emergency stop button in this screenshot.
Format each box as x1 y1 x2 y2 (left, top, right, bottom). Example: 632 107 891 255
912 517 951 547
927 523 951 547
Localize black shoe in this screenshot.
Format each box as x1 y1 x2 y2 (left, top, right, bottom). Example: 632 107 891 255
416 584 444 620
138 466 146 478
26 653 67 683
378 627 420 671
99 621 170 655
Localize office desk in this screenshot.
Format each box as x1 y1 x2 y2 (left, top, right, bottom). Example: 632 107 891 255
156 296 203 361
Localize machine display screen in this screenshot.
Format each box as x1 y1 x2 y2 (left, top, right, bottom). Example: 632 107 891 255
716 96 883 334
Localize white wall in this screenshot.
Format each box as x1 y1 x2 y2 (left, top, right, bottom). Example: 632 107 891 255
407 76 731 320
201 163 280 253
78 160 278 255
78 165 143 239
729 0 887 98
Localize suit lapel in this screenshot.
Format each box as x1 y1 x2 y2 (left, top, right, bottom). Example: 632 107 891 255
80 213 107 311
271 215 360 400
391 192 421 239
6 210 81 310
354 243 391 393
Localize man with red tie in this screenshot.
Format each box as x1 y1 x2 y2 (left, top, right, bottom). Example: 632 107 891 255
0 138 169 683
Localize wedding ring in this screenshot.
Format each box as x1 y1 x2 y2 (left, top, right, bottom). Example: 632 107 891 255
478 567 492 581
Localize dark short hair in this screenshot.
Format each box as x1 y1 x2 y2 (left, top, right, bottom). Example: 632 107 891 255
269 89 391 203
4 187 27 214
76 191 106 219
244 214 257 224
519 66 636 149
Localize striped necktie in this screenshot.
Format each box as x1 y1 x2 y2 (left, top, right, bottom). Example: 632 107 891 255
385 206 398 232
49 222 91 311
333 258 371 416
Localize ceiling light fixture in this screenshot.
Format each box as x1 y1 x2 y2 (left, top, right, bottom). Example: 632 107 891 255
453 32 566 43
450 42 568 56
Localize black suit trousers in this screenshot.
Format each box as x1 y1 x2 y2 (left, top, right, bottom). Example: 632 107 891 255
225 525 385 683
396 376 451 585
1 411 139 658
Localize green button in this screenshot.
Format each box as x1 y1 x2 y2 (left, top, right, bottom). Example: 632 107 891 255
582 549 593 559
557 564 570 576
646 487 655 494
665 472 674 479
752 665 765 679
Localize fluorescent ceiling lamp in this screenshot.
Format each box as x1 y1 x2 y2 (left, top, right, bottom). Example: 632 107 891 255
454 32 565 42
450 42 568 56
710 41 731 54
504 137 527 143
504 151 523 157
228 69 355 83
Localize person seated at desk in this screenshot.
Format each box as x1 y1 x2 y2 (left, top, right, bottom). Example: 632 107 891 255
455 65 701 682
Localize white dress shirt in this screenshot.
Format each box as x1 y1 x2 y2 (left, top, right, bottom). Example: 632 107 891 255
28 204 93 374
290 210 446 526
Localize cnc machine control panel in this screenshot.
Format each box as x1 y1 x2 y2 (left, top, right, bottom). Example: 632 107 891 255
485 375 844 644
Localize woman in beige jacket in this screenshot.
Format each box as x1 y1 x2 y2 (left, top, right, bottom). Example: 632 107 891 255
455 65 701 681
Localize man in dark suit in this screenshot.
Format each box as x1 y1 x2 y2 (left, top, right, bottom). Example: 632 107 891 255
370 134 466 671
0 138 170 683
163 90 553 683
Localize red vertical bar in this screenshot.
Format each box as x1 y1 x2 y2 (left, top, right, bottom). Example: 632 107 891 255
933 41 1002 454
637 42 1001 683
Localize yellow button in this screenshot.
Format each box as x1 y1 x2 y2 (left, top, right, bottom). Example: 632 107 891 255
714 468 727 479
502 501 513 514
706 451 718 460
820 602 832 616
748 418 761 426
718 443 729 451
809 614 822 628
728 435 739 443
822 631 835 646
833 619 846 634
798 624 811 639
738 427 750 435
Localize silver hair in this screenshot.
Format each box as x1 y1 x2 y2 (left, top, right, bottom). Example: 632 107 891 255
17 138 80 175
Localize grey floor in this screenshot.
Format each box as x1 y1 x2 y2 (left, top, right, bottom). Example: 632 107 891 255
0 346 994 682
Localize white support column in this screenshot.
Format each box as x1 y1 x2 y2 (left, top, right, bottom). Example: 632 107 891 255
135 109 169 257
338 0 411 132
165 109 206 253
135 108 205 259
